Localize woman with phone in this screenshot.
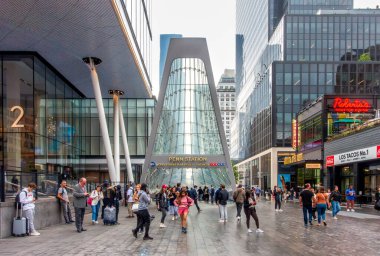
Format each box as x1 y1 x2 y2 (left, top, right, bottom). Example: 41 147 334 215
174 189 194 234
243 190 263 233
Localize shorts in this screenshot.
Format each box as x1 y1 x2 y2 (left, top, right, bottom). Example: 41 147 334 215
178 207 189 215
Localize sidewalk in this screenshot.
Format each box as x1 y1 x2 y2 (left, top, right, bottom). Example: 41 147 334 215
1 201 379 256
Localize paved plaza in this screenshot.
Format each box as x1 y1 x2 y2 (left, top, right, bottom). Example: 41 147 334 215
1 200 379 256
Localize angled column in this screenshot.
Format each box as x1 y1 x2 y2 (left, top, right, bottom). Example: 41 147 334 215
83 57 116 183
109 90 123 183
119 105 134 183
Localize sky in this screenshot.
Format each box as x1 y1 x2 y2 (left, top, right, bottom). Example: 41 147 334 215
151 0 380 97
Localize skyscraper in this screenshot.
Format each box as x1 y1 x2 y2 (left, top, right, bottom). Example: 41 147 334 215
159 34 183 85
234 0 380 189
216 69 236 151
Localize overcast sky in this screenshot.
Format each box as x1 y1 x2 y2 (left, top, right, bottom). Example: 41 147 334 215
151 0 380 96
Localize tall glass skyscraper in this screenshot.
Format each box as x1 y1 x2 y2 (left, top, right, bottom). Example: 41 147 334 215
159 34 183 85
234 0 380 190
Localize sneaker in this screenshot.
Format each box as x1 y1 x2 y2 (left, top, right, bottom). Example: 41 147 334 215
92 220 95 225
347 209 350 212
333 217 338 220
219 219 224 223
138 230 143 234
256 229 264 233
132 229 138 238
275 209 279 212
30 231 40 236
183 228 187 234
309 222 313 226
237 216 241 222
172 216 175 221
323 221 327 226
279 209 283 212
143 236 153 240
175 216 178 220
224 220 228 223
95 221 99 224
247 229 253 233
304 224 308 228
159 223 167 228
351 209 355 212
313 218 317 222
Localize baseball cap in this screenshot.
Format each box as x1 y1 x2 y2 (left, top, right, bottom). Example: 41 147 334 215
162 184 168 189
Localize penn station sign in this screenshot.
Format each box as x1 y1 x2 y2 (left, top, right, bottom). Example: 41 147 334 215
326 145 380 167
150 156 226 168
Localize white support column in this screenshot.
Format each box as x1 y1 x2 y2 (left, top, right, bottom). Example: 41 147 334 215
113 94 120 183
119 105 134 183
84 57 116 183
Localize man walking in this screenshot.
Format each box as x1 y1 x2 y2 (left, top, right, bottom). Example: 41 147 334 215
210 185 215 204
216 184 229 223
299 183 314 227
329 185 342 219
57 180 74 224
73 177 89 233
190 186 201 212
233 184 245 222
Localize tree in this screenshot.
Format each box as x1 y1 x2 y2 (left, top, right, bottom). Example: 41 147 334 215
232 163 239 183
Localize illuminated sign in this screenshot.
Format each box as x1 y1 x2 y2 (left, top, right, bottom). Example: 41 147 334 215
10 105 25 128
305 163 321 169
209 162 225 167
284 153 303 165
292 119 298 149
333 97 372 113
326 145 380 167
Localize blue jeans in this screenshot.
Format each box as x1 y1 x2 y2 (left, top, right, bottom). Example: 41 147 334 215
317 204 327 223
91 202 100 221
302 205 313 225
331 201 341 217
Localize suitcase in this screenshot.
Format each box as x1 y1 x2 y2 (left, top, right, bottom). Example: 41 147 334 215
103 206 116 225
12 204 29 236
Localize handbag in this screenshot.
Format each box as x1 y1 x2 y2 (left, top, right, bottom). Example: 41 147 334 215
87 197 93 205
132 203 139 212
248 198 256 208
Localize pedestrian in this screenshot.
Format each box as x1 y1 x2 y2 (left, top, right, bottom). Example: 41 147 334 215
215 185 222 219
255 186 261 199
57 180 74 224
156 184 169 228
198 186 204 201
210 185 215 204
233 184 245 222
189 186 201 212
174 189 194 233
101 180 116 219
73 177 90 233
299 183 314 227
204 186 209 202
126 184 135 218
310 188 317 221
329 185 342 219
316 187 329 226
243 190 263 233
216 184 229 223
132 183 153 240
19 182 40 236
114 185 122 224
176 183 181 192
375 187 380 211
274 186 283 212
168 187 179 220
345 185 356 212
90 185 103 224
133 184 144 234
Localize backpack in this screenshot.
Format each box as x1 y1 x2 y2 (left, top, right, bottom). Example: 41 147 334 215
56 187 66 205
15 190 27 208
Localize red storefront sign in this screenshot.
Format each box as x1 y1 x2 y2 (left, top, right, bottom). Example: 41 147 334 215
333 97 372 113
377 146 380 158
326 156 334 167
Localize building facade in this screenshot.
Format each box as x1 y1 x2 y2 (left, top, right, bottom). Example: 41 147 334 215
216 69 236 151
142 38 236 191
234 0 380 190
159 34 183 85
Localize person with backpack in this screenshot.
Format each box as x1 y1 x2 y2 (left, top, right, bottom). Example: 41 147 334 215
19 182 40 236
114 185 123 224
156 184 169 228
90 185 103 224
233 184 245 222
101 180 115 219
57 180 74 224
216 184 229 223
210 185 215 204
189 186 201 212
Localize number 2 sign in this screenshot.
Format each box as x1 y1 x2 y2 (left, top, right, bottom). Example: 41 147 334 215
10 106 25 128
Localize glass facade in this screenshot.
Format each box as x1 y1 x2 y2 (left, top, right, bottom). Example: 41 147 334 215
0 53 155 201
235 1 380 188
159 34 183 85
145 58 234 189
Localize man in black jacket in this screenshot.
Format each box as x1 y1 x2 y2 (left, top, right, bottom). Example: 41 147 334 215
216 184 229 223
189 186 201 212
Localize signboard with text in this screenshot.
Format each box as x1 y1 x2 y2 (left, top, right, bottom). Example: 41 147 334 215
326 145 380 167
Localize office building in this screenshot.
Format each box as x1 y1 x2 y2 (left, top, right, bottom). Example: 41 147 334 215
216 69 236 151
234 0 380 190
159 34 183 85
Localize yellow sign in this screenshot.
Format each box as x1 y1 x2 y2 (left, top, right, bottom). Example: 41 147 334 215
284 153 303 165
305 163 321 169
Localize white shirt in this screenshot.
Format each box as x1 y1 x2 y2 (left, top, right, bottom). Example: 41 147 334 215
127 188 134 203
20 188 35 211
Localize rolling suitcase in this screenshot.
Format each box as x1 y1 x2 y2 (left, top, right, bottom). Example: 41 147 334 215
103 206 116 225
12 204 29 236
